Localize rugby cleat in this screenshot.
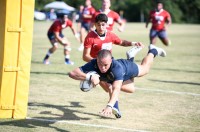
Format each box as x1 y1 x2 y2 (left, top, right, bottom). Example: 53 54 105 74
149 44 166 57
78 44 84 51
43 59 50 65
65 60 74 65
112 101 121 118
126 45 143 59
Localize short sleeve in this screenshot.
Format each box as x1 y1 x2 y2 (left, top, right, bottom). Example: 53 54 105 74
80 59 96 73
67 20 73 28
110 32 122 45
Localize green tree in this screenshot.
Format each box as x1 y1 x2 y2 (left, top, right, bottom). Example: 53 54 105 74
34 0 200 23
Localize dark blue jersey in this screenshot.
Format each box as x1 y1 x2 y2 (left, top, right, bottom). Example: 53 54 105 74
80 58 139 83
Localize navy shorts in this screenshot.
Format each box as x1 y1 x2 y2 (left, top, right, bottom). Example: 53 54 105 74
47 32 64 41
81 22 90 32
122 60 139 81
150 29 167 39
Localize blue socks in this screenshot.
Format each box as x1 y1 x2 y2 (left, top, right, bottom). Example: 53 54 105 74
65 58 69 62
113 101 119 109
148 49 158 57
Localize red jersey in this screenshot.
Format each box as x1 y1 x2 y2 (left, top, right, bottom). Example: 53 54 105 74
149 9 170 31
93 10 120 31
84 30 121 58
48 19 73 33
82 6 96 23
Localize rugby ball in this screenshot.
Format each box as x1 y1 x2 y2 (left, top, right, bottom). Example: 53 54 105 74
80 71 98 92
80 80 94 92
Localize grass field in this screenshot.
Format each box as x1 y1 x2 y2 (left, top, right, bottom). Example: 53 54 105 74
0 21 200 132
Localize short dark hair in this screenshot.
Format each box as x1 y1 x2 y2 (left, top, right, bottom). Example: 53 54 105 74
57 13 68 19
95 13 108 23
156 0 163 4
97 49 112 59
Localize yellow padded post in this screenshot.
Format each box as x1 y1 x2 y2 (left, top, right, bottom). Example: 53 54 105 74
0 0 35 118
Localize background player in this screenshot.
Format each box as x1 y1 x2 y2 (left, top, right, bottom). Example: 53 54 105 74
83 13 141 62
91 0 125 32
78 0 96 51
43 14 79 65
146 1 172 46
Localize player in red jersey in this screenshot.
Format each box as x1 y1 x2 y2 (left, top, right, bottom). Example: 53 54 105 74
146 1 172 46
43 14 79 65
83 13 141 62
91 0 125 32
78 0 96 51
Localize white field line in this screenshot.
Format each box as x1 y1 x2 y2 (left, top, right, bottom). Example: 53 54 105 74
136 87 200 96
26 117 148 132
26 88 199 131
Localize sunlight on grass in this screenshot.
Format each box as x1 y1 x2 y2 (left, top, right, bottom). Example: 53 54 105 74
0 22 200 132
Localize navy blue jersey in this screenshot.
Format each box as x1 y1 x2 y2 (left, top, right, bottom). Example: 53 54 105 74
80 59 139 83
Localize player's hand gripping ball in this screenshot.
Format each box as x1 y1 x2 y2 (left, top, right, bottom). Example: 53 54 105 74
80 71 98 92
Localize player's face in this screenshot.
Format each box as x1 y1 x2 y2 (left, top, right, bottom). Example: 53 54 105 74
97 56 112 73
61 16 68 23
102 0 111 10
95 21 107 35
85 0 91 6
157 3 163 11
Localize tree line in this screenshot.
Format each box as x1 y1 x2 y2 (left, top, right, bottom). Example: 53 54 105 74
35 0 200 24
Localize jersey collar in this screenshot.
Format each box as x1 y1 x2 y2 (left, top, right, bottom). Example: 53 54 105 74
93 30 108 40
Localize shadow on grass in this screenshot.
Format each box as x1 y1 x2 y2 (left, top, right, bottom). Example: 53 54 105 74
28 102 105 120
152 67 200 73
149 79 200 86
31 71 69 76
0 119 70 132
0 102 112 131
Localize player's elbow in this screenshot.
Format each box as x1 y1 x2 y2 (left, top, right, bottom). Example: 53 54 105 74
68 71 77 80
82 56 87 62
82 55 90 62
68 72 74 79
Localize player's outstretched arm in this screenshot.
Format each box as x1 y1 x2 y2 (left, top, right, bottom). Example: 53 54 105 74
69 68 86 81
69 68 100 86
100 80 122 117
120 41 144 47
70 26 80 42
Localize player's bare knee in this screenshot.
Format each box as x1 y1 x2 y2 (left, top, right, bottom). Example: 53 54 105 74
64 45 71 51
53 42 58 49
128 85 135 93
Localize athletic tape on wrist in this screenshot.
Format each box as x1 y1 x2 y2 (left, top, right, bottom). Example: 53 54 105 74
107 103 113 108
131 42 137 46
86 73 92 81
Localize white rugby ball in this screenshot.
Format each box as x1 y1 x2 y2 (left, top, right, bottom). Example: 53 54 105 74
80 71 97 92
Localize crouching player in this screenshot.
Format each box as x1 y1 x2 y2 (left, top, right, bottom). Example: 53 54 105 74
43 13 79 65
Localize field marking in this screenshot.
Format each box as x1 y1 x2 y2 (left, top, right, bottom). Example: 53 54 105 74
27 117 148 132
136 87 200 96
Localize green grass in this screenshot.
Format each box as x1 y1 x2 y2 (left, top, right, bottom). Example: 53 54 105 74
0 21 200 132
